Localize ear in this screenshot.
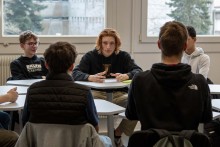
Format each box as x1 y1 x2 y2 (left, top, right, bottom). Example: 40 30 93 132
157 40 162 50
45 62 49 69
68 63 75 71
194 37 197 42
183 42 187 51
20 43 25 49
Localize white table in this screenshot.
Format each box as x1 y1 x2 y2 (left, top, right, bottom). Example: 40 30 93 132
75 79 130 101
94 99 125 146
212 99 220 111
6 79 44 86
0 95 26 132
213 111 220 119
209 84 220 94
0 86 28 132
0 85 28 95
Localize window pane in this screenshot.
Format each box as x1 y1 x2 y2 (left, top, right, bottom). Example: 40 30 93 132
147 0 220 36
3 0 105 36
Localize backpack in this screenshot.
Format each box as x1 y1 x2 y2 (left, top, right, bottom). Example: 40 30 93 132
204 119 220 147
127 128 211 147
152 129 194 147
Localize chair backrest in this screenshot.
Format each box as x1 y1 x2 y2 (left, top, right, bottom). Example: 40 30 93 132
15 122 105 147
127 129 211 147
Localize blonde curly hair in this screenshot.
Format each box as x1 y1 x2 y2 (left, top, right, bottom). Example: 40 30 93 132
95 28 121 54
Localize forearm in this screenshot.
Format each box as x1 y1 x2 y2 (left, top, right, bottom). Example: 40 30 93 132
0 94 10 103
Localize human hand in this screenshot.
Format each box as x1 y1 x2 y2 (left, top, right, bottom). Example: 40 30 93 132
88 71 107 83
110 73 129 82
7 87 18 103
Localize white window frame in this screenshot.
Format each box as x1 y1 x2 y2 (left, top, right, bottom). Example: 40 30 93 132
140 0 220 43
0 0 116 44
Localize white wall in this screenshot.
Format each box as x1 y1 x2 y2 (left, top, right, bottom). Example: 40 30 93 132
0 0 220 83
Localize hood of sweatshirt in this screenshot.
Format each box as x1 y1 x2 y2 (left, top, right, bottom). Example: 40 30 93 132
184 47 204 59
151 63 193 88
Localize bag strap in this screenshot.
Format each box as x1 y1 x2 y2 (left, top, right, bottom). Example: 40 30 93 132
151 129 195 147
150 128 171 138
179 130 195 140
150 129 178 147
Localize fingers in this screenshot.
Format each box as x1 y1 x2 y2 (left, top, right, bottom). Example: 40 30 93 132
12 87 17 91
110 73 120 77
96 71 107 76
88 75 105 83
115 74 129 82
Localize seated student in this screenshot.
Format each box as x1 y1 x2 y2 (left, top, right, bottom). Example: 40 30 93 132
181 25 210 79
22 41 111 146
0 88 19 147
72 28 142 146
9 30 48 80
126 21 212 132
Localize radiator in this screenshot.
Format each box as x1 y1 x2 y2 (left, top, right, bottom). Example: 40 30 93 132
0 54 82 85
0 55 20 85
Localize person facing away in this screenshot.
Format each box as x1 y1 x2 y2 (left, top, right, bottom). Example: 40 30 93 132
72 28 142 146
22 41 111 146
9 30 48 80
181 26 210 79
0 88 19 147
126 21 212 132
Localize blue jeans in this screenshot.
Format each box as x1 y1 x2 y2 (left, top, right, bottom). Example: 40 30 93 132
0 111 10 130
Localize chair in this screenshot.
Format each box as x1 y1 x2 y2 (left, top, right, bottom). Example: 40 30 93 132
127 129 211 147
15 122 107 147
207 78 220 99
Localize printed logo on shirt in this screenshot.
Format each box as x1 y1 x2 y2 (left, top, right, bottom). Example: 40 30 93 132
26 64 42 72
188 84 198 90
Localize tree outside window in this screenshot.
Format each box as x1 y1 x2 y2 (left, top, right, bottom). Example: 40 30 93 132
147 0 219 36
3 0 105 36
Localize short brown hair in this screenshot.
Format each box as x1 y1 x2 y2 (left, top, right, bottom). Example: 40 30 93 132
159 21 188 57
44 41 78 74
19 30 38 44
95 28 121 54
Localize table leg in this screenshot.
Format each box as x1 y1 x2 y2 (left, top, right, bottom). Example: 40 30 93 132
106 92 115 146
106 92 113 101
18 110 23 133
107 115 115 147
9 111 13 130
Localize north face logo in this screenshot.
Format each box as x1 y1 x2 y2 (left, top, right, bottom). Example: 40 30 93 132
188 84 198 90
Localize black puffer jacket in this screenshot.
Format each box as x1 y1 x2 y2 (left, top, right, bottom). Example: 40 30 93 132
22 73 90 125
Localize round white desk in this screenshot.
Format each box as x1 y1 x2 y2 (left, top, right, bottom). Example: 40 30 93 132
0 95 26 132
0 85 28 95
6 79 44 86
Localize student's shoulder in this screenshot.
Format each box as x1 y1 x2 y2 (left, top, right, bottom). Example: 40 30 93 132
83 49 98 57
118 50 130 56
10 56 23 64
133 70 151 80
192 73 208 88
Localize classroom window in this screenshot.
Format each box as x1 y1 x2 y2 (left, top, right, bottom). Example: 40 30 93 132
141 0 220 42
3 0 105 36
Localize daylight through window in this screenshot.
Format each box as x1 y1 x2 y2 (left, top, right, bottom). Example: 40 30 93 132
3 0 105 36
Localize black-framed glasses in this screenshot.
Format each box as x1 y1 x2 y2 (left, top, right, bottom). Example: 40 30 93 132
25 42 40 46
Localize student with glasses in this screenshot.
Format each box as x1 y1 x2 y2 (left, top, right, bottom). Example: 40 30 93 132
8 31 48 129
9 30 48 80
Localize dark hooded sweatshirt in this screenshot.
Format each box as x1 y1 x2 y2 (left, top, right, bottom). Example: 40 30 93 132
126 63 212 131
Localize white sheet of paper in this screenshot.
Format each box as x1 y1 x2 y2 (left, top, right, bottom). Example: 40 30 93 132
104 79 117 83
